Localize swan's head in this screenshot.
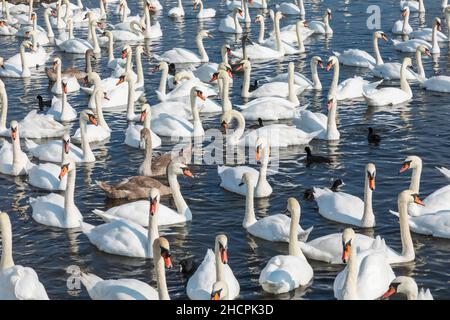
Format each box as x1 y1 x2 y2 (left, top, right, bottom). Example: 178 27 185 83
140 104 150 122
434 17 442 31
61 80 68 94
30 12 36 21
81 109 98 126
417 45 432 57
401 6 410 17
220 111 233 130
255 137 267 161
235 59 250 72
234 7 243 17
191 87 206 101
193 0 201 10
52 57 61 69
366 163 376 191
59 159 75 180
197 30 213 39
255 14 264 24
215 234 228 264
136 45 146 57
223 44 232 56
445 6 450 15
327 97 337 110
102 30 112 38
325 56 338 71
325 8 332 20
151 61 168 73
374 31 388 42
398 189 425 207
312 56 323 68
211 281 229 300
219 62 233 77
239 172 254 188
331 178 345 191
116 72 133 85
62 133 70 154
148 188 160 216
10 120 18 140
399 155 422 173
341 228 355 263
155 237 172 269
45 8 53 16
84 11 94 20
275 11 284 20
380 276 418 300
169 160 194 178
286 197 300 217
22 40 33 51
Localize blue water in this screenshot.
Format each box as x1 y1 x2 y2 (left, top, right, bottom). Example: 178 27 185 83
0 0 449 299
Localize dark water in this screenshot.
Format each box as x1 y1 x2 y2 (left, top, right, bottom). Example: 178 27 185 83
1 0 449 300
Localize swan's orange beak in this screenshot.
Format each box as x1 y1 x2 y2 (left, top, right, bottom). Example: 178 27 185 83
424 48 432 57
255 146 261 161
318 61 323 68
51 10 57 17
227 69 233 78
413 194 425 206
235 65 243 71
10 128 17 140
381 286 397 299
194 3 198 10
88 114 98 126
221 121 228 130
381 33 389 42
220 247 228 264
196 90 206 101
163 254 172 269
327 99 333 110
62 82 68 94
182 167 194 178
140 110 147 122
342 243 351 263
399 161 410 173
116 76 125 86
238 10 243 17
211 292 220 300
369 175 375 190
210 73 218 82
59 164 69 180
402 9 408 17
121 49 127 59
63 140 70 154
149 198 157 216
325 61 333 71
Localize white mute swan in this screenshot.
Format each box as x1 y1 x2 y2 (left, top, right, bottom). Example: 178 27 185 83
55 18 98 54
276 0 305 16
294 97 340 140
168 0 184 17
193 44 232 83
380 276 433 300
363 57 413 106
300 189 423 265
82 187 161 259
221 109 320 147
80 237 172 300
241 173 312 242
0 211 49 300
47 81 77 122
50 57 81 94
26 110 97 163
0 121 34 176
193 0 215 18
154 30 212 63
326 55 382 101
415 45 450 92
142 1 162 39
93 160 194 227
218 137 272 198
410 17 447 42
6 30 48 67
392 7 412 35
218 7 243 34
31 159 84 229
28 133 70 191
187 234 240 300
400 0 425 12
124 103 161 149
310 8 333 34
0 40 33 78
314 163 376 228
333 228 395 300
259 198 313 294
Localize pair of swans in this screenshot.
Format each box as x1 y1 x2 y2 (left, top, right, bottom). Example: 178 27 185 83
0 80 65 139
220 109 320 147
237 62 303 120
218 137 272 198
300 189 421 265
0 40 33 78
219 7 244 34
26 110 97 163
31 159 84 229
293 97 340 140
415 45 450 92
187 234 240 300
241 172 313 242
55 15 100 54
81 236 172 300
0 211 49 299
6 30 48 66
410 17 448 43
124 103 161 149
154 30 212 64
401 17 443 54
333 228 395 300
362 57 413 106
259 198 313 294
50 57 81 94
95 160 193 226
193 0 216 19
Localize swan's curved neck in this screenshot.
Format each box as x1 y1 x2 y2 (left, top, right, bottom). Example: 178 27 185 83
142 133 152 174
0 215 14 270
12 131 22 173
144 2 151 28
400 62 412 96
191 92 203 135
220 74 232 113
45 11 54 38
89 21 100 53
297 0 305 14
215 243 225 282
416 50 426 81
221 46 229 65
0 87 8 130
258 20 265 43
398 197 415 262
410 164 422 193
56 62 62 91
228 110 245 144
329 61 339 98
148 204 159 259
64 167 77 223
153 241 170 300
61 89 68 119
288 65 299 104
107 35 114 63
432 22 439 53
95 91 110 131
373 35 384 65
289 210 305 259
126 80 136 121
241 64 251 98
168 168 190 218
310 59 321 89
274 16 282 52
343 241 358 298
159 67 168 94
402 10 410 34
324 12 331 33
362 173 375 228
255 145 270 195
136 50 144 85
196 35 208 63
296 24 305 53
327 103 339 140
20 44 30 77
233 10 241 33
80 116 94 161
243 181 257 228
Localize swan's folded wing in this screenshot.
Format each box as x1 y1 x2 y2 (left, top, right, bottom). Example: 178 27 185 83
357 253 395 300
187 249 216 300
13 267 49 300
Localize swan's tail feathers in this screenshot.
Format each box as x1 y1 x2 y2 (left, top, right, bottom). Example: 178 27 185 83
391 39 401 46
365 79 383 91
92 209 123 223
389 210 400 218
25 138 38 152
307 130 323 140
312 187 330 199
332 51 341 58
418 288 434 300
298 241 334 263
80 272 103 292
298 226 313 243
80 222 95 235
295 103 309 112
80 86 94 95
436 166 450 180
96 181 130 199
55 38 63 47
217 165 228 175
155 90 166 102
